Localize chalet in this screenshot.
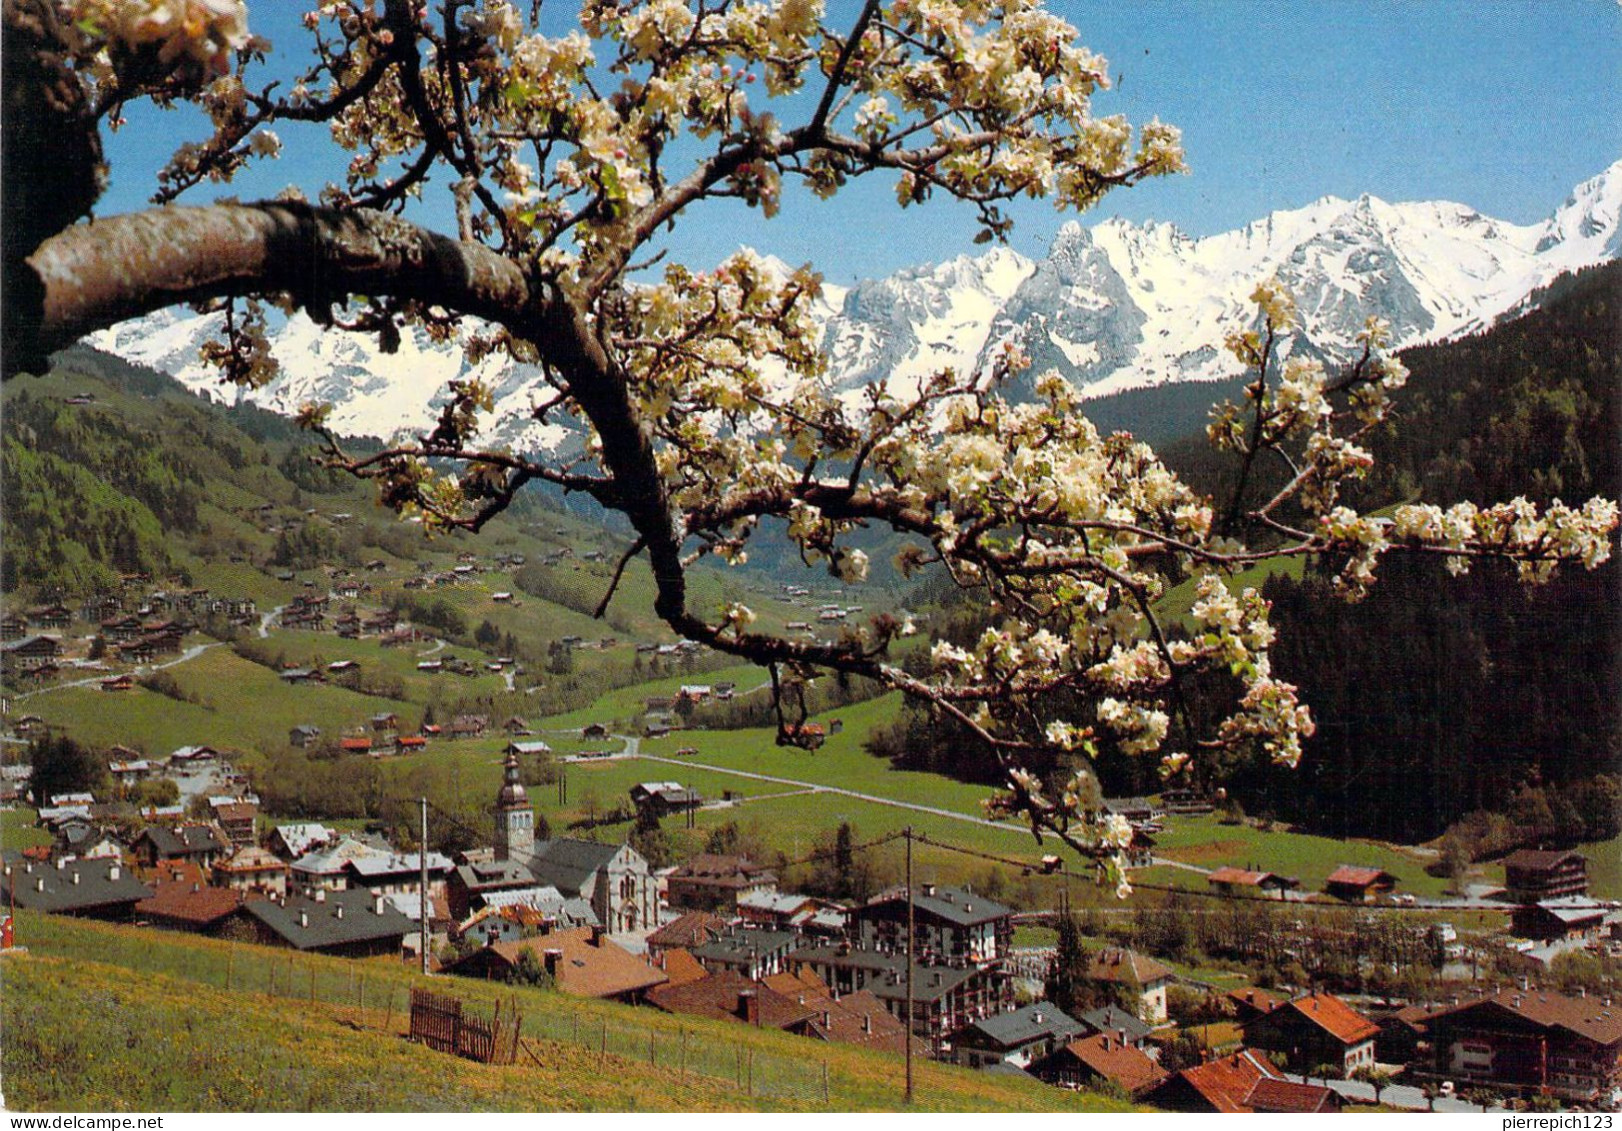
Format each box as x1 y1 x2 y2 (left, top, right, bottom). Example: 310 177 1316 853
689 925 799 981
736 890 845 934
2 853 152 921
131 824 232 869
502 716 533 736
662 853 774 913
243 889 412 957
1161 788 1216 815
1374 1001 1443 1065
99 674 135 693
326 659 359 674
288 836 394 896
208 798 259 848
1103 797 1164 826
167 744 221 767
1242 992 1378 1077
1420 987 1622 1104
2 634 62 671
447 714 489 738
1502 849 1589 903
107 757 153 785
505 740 552 758
645 909 728 958
267 823 333 860
1085 948 1173 1025
416 659 443 672
28 603 72 630
447 927 667 1002
1512 896 1616 942
1323 865 1398 903
952 1002 1086 1069
136 867 250 935
339 736 372 754
213 846 289 897
582 723 610 739
851 884 1013 966
643 721 673 739
1226 986 1287 1025
395 734 428 753
278 668 326 685
100 615 143 642
781 722 825 747
1145 1048 1343 1113
1031 1032 1169 1097
342 851 453 900
1207 866 1299 896
369 712 400 734
1078 1005 1156 1049
288 724 322 748
784 945 1012 1054
630 781 704 819
0 616 27 641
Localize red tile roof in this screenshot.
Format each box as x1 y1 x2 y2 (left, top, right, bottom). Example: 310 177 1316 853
646 910 728 950
1062 1033 1169 1095
1283 994 1379 1045
660 948 710 988
1165 1049 1280 1113
1430 986 1622 1046
1245 1077 1339 1113
647 969 816 1031
1227 986 1286 1017
1208 866 1273 886
136 877 246 926
1324 865 1395 888
1086 947 1173 987
456 930 667 999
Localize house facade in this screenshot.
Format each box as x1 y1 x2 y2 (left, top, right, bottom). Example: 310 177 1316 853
1242 993 1378 1077
850 884 1013 966
1420 988 1622 1104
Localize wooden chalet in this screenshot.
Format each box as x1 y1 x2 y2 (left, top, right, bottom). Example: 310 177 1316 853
1242 992 1379 1077
1502 849 1589 903
1323 865 1398 903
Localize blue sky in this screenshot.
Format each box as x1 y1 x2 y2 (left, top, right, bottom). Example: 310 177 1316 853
99 1 1622 284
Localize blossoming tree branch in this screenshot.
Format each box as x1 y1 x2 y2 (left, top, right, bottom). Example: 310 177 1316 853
5 0 1616 892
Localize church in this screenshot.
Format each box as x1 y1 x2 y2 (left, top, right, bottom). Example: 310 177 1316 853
490 749 657 933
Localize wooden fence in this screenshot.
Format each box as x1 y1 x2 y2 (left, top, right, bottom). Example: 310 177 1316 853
410 988 521 1066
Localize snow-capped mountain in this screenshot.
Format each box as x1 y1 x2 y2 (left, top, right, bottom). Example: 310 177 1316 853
86 159 1622 448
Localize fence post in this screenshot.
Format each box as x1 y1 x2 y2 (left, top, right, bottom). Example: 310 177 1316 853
680 1029 687 1079
823 1059 829 1103
359 975 366 1010
383 988 395 1034
747 1048 754 1097
600 1017 607 1064
269 959 276 995
648 1027 655 1065
309 963 316 1003
225 944 234 992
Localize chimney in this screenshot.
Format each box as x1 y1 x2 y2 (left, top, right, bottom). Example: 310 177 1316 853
823 1010 832 1028
590 925 605 947
336 905 345 920
1102 1035 1111 1052
922 883 936 898
1578 986 1587 998
863 1013 872 1035
35 877 44 892
300 909 309 928
738 990 759 1025
72 872 81 885
1119 1028 1128 1046
544 949 562 976
314 887 326 903
108 864 120 881
1034 1011 1044 1024
1519 975 1530 991
374 894 385 916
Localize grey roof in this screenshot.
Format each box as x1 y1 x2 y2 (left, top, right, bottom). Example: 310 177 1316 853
479 886 600 927
861 885 1013 927
1079 1005 1154 1044
456 858 536 892
290 836 394 877
244 889 413 950
691 927 799 965
959 1002 1084 1050
788 944 988 1004
3 853 152 913
138 824 230 858
345 851 453 880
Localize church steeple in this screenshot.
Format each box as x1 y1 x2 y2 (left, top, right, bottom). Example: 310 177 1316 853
494 749 534 862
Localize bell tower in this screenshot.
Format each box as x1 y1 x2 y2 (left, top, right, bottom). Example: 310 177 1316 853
494 749 534 862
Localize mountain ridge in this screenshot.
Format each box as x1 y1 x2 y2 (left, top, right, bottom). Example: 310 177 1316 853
84 159 1622 450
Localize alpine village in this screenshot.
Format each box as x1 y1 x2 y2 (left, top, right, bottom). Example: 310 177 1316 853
2 0 1621 1117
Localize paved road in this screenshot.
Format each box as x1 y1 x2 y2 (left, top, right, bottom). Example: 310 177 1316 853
14 641 221 700
1281 1073 1506 1112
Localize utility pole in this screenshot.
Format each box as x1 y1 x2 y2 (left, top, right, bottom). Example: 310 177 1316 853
419 796 429 976
904 825 915 1105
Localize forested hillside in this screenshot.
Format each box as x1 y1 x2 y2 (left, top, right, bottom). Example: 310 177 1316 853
1236 260 1621 842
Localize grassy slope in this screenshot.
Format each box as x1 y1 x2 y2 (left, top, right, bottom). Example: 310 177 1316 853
1 912 1133 1113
